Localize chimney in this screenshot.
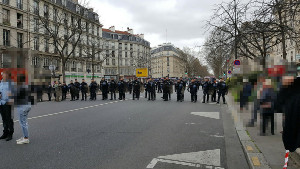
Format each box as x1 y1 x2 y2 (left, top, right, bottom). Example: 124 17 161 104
109 26 115 32
89 8 93 12
127 27 133 34
138 34 144 39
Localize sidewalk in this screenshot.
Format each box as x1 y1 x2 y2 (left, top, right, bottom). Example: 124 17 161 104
227 94 300 169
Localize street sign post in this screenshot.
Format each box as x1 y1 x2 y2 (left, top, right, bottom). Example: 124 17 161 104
136 68 148 77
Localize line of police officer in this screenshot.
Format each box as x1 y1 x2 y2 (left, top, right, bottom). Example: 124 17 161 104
45 77 227 103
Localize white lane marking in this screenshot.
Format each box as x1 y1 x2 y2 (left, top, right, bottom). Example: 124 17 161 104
191 112 220 120
105 103 109 104
146 158 159 168
147 149 223 168
210 135 224 138
109 102 114 104
0 99 129 125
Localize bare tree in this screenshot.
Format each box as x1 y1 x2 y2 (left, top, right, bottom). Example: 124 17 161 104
33 1 100 82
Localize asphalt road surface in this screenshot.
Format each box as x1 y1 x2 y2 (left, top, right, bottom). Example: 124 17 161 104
0 90 249 169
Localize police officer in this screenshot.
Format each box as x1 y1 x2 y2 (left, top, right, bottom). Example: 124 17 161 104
188 79 198 102
217 78 227 104
167 77 173 100
202 78 210 103
68 80 76 101
118 78 126 100
132 77 141 100
162 77 170 101
89 79 98 100
144 79 148 98
175 79 183 102
109 78 117 100
100 78 108 100
211 79 217 102
147 78 155 101
179 77 186 101
47 82 52 101
157 79 162 93
61 82 68 101
74 79 80 100
128 79 133 94
81 79 88 101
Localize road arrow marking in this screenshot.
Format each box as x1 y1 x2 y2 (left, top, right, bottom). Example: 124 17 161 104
146 149 223 168
191 112 220 120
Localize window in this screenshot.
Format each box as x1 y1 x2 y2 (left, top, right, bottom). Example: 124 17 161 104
97 27 99 36
167 57 169 66
34 36 39 50
17 0 22 9
62 0 67 6
112 59 115 65
17 13 23 28
63 13 68 24
3 9 10 25
53 8 57 22
86 22 89 32
106 58 109 65
32 57 38 66
291 51 294 61
17 33 23 48
45 38 49 52
2 0 9 5
34 18 39 32
3 29 10 46
44 4 49 17
76 5 80 13
43 58 49 67
33 1 39 15
112 51 115 57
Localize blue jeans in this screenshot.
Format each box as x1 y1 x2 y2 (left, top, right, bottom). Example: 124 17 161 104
17 105 31 138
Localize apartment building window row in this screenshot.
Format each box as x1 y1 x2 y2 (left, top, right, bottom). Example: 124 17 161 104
34 36 39 50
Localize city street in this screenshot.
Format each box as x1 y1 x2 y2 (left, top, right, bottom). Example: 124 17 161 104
0 91 249 169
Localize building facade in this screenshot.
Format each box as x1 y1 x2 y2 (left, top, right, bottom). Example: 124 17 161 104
102 26 151 80
150 43 187 78
1 0 144 84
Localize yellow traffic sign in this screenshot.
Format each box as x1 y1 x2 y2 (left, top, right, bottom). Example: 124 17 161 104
136 68 148 77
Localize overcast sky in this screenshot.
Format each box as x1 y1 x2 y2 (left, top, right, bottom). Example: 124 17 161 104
89 0 226 49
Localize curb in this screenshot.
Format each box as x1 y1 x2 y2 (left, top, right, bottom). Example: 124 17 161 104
227 94 271 169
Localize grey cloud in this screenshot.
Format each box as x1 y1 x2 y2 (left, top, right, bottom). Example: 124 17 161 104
98 0 227 48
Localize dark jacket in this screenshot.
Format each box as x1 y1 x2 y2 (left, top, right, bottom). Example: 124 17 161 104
109 80 117 92
133 80 140 91
188 82 198 94
81 82 88 93
100 80 108 92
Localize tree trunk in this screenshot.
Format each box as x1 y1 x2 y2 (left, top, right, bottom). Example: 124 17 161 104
62 59 66 83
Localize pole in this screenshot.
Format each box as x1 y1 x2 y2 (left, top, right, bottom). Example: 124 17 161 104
234 0 238 60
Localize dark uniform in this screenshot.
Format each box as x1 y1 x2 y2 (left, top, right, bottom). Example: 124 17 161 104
89 81 98 100
109 80 117 100
147 80 156 101
144 82 148 98
118 80 126 100
80 82 88 101
202 81 210 103
157 80 162 93
175 81 184 102
162 79 171 101
217 80 227 104
74 81 80 100
180 80 186 101
68 82 76 101
61 83 68 101
132 79 141 100
100 79 109 100
188 81 198 102
128 80 133 94
211 81 217 102
47 84 52 101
